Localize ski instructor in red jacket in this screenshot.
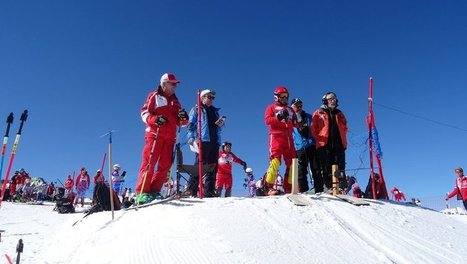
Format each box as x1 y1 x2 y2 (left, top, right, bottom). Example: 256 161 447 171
263 86 297 195
135 73 188 205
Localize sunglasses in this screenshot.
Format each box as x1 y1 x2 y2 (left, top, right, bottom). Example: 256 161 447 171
205 95 215 100
278 93 288 99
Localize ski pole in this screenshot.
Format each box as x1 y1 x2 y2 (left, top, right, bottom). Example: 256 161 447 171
445 192 449 209
168 126 181 197
0 113 14 199
137 126 160 208
0 110 28 208
16 238 23 264
5 254 13 264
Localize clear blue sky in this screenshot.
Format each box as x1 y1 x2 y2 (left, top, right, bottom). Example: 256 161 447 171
1 0 466 199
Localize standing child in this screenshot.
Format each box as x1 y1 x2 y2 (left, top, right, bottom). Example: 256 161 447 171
112 164 125 195
216 142 247 197
243 168 256 197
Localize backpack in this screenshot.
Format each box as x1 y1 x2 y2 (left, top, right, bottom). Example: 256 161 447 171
89 182 121 214
56 192 76 214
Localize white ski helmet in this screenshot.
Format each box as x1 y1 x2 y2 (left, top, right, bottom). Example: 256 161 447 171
245 168 253 173
113 164 120 169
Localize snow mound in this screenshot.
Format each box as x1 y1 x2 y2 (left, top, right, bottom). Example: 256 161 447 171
1 194 466 264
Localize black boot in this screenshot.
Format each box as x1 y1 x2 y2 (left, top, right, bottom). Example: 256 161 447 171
225 188 232 197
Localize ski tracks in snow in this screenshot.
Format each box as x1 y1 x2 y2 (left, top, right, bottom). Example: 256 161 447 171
315 194 464 263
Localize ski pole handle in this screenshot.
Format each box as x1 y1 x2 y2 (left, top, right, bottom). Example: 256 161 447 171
5 113 14 137
17 110 28 135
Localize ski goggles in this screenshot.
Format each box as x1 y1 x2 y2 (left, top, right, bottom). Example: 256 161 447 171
277 93 288 99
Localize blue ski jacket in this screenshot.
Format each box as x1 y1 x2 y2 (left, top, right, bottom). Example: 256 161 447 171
187 104 223 144
292 111 315 150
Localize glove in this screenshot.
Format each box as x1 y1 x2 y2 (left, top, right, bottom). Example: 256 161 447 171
156 115 168 125
276 109 289 121
178 108 188 121
241 161 247 171
121 171 126 177
188 138 195 145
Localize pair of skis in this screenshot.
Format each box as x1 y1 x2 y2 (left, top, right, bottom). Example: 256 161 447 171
288 193 370 206
0 110 29 208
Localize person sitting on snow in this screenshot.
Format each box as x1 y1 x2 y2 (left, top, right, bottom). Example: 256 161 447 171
346 176 362 198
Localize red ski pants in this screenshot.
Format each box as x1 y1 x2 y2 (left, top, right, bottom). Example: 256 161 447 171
266 134 296 192
216 173 233 190
135 136 175 194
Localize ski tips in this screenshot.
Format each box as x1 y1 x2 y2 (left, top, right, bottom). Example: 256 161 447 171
20 110 28 122
6 113 14 124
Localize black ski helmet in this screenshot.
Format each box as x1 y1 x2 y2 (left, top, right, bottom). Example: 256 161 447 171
322 92 338 107
291 98 303 106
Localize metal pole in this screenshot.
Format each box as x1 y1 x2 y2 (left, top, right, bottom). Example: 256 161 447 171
100 130 117 220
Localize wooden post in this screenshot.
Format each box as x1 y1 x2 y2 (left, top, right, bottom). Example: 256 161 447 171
332 164 339 196
291 158 299 194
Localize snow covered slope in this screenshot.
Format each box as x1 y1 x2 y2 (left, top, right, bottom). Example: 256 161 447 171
1 194 466 264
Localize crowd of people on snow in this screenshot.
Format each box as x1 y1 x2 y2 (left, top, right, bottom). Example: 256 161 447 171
129 72 465 209
2 72 465 213
131 72 412 205
0 169 53 203
0 165 136 214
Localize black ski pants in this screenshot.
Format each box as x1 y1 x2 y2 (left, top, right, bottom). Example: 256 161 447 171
316 146 346 192
187 141 219 197
296 145 318 193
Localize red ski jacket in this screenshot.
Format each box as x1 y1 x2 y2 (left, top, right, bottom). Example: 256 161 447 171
64 178 74 190
264 102 296 136
217 151 244 176
447 176 467 201
141 86 188 139
76 173 90 189
311 107 348 148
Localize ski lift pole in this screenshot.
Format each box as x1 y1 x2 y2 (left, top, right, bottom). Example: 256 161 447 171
0 113 13 200
0 110 28 208
101 130 117 220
